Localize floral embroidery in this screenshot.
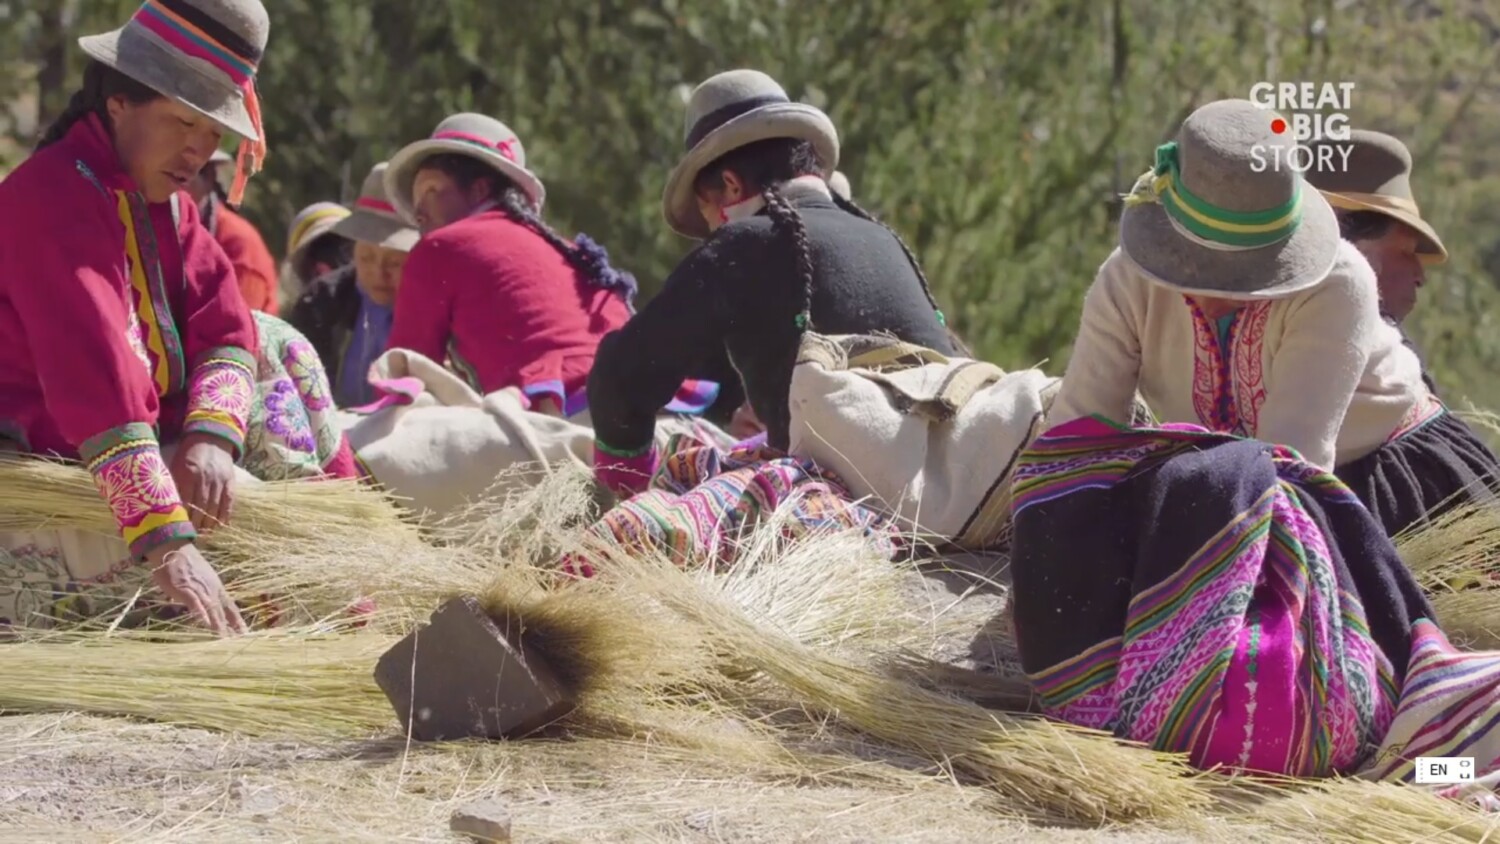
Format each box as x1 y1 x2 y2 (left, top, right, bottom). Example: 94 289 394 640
1387 394 1445 443
125 304 153 375
282 338 332 411
1231 302 1272 433
184 347 255 453
79 423 194 557
261 380 316 453
1186 298 1271 437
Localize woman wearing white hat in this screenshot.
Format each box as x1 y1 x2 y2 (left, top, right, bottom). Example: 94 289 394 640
0 0 358 634
278 200 352 309
289 162 419 407
1009 99 1500 793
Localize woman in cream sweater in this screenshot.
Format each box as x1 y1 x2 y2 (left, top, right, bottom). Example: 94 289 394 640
1049 114 1495 538
1009 100 1500 794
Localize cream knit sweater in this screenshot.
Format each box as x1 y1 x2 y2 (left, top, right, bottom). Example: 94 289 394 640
1049 241 1431 470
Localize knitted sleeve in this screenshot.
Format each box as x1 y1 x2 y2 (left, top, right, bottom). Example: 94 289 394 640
1255 246 1376 470
176 197 258 458
3 182 195 557
1048 249 1145 429
587 237 735 494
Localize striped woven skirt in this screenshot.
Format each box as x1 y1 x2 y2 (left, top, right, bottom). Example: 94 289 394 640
1010 417 1500 795
561 434 897 577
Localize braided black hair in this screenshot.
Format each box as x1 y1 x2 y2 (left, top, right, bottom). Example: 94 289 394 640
695 138 824 331
761 184 817 330
37 61 160 151
830 193 946 327
418 153 638 306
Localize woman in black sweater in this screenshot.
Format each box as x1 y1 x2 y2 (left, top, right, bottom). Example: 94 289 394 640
588 69 953 495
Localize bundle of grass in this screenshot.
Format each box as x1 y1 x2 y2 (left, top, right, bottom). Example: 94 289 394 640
1241 778 1500 843
558 538 1209 827
1395 501 1500 589
0 455 418 564
0 626 395 738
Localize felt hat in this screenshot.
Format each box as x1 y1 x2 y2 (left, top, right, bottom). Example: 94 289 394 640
79 0 269 203
1118 98 1339 300
330 162 420 253
286 201 351 272
385 113 545 224
663 69 839 240
827 170 852 200
1304 129 1447 265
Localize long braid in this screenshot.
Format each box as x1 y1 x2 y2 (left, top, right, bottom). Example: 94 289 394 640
762 184 815 332
831 193 946 327
496 189 640 309
36 67 106 151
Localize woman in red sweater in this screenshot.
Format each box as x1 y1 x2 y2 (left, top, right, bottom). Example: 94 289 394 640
384 113 718 418
0 0 353 633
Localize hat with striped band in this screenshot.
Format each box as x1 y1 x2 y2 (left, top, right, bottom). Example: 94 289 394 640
285 201 351 277
385 113 545 224
663 69 839 240
79 0 270 205
331 162 420 253
1118 98 1339 300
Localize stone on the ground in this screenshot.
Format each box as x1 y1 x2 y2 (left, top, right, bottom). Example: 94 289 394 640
450 798 513 842
374 596 573 741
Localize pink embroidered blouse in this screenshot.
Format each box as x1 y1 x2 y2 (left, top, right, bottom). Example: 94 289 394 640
1049 242 1435 471
0 116 259 557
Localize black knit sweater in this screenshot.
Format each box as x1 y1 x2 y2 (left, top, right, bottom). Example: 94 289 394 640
588 196 954 452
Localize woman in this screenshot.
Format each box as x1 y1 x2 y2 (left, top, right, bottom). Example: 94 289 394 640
1013 100 1500 794
0 1 354 633
561 70 954 571
187 149 278 315
289 162 418 407
587 69 953 497
278 201 352 310
1048 100 1495 537
1308 129 1447 394
384 113 718 419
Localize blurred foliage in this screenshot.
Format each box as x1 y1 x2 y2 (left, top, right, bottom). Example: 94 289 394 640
3 0 1499 407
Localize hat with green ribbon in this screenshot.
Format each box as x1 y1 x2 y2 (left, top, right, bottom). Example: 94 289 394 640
1118 98 1339 299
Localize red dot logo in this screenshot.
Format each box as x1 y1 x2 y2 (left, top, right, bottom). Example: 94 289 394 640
1271 118 1288 134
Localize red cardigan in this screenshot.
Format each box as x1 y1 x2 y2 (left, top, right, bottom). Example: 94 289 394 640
212 203 279 316
0 116 258 557
386 211 631 411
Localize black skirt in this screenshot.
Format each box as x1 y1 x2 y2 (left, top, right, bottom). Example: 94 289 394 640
1335 410 1500 538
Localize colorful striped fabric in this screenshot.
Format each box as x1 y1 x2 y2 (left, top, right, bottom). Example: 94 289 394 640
562 434 897 577
135 0 259 85
1012 417 1420 778
1360 620 1500 792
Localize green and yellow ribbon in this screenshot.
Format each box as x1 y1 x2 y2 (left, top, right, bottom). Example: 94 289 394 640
1122 142 1302 249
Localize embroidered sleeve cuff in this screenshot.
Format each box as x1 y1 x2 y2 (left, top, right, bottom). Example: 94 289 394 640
522 379 567 415
184 347 256 456
663 379 721 416
80 423 196 558
593 440 659 497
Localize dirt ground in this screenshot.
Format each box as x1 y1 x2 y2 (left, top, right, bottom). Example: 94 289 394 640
0 554 1275 843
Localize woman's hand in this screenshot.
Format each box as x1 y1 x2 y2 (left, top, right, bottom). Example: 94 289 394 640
729 402 766 441
169 434 237 531
146 542 247 636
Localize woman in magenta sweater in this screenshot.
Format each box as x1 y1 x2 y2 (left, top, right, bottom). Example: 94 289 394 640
383 113 719 418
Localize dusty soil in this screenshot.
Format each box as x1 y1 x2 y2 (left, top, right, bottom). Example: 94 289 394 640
0 554 1268 842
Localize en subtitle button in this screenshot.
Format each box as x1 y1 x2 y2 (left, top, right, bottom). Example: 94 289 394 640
1413 756 1475 784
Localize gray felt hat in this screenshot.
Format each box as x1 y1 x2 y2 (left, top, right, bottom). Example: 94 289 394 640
1118 98 1339 300
663 70 839 240
331 162 420 253
78 0 269 142
385 113 545 224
